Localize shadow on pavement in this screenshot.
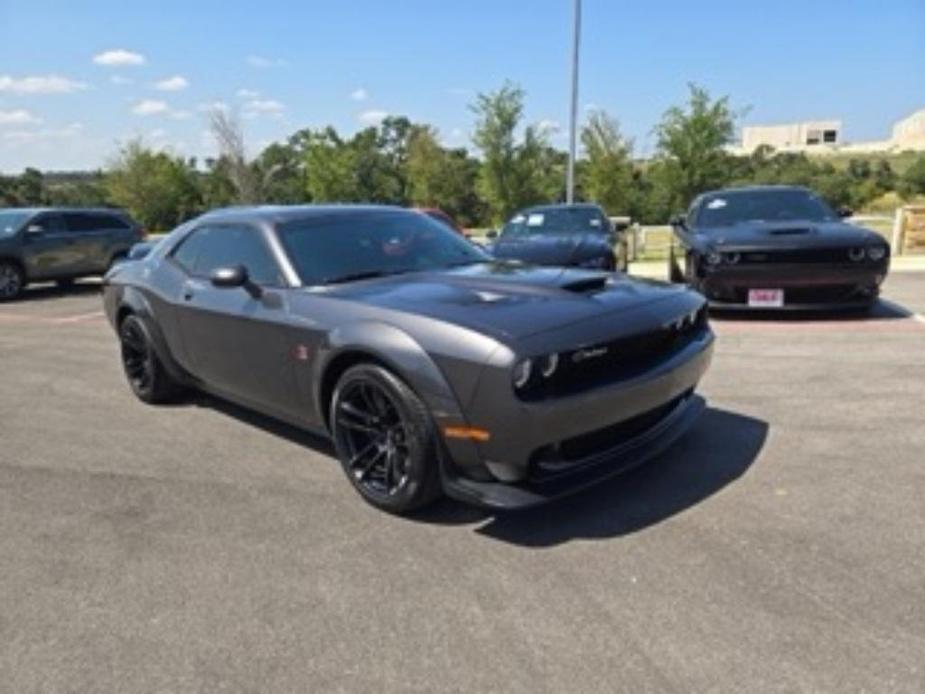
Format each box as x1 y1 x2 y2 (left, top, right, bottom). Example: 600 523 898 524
419 407 768 547
708 298 911 322
10 280 102 304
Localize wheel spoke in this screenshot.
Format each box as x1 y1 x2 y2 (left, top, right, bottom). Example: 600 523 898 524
338 401 377 427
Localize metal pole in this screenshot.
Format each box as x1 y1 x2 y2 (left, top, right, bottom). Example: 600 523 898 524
566 0 581 204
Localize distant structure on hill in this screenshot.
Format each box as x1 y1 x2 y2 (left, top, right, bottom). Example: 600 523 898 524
731 109 925 155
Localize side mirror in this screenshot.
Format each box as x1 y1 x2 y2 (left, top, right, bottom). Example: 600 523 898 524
669 214 686 229
25 223 44 236
486 229 498 239
210 265 262 298
838 206 853 218
127 242 153 261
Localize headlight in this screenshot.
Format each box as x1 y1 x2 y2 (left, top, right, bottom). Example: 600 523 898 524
705 251 722 266
539 353 559 378
724 252 740 265
512 359 533 389
867 245 887 262
848 247 865 262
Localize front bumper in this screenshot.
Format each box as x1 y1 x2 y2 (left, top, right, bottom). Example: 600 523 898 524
697 261 888 310
440 328 714 509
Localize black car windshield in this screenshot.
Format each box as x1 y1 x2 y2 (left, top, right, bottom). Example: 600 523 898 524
696 190 838 228
501 207 607 236
0 211 31 236
276 210 489 285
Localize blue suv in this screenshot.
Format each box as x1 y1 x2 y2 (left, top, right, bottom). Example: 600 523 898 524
0 208 143 300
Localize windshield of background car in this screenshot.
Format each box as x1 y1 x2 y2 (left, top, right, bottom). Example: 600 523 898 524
695 190 838 228
501 207 608 236
0 211 31 237
276 211 490 285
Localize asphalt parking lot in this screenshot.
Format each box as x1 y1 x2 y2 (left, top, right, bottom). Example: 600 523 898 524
2 274 925 693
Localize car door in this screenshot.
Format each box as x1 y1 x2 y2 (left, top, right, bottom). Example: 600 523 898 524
62 212 115 274
170 223 300 415
19 212 76 280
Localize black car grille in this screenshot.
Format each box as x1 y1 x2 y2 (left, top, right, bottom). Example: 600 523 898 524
518 305 708 401
737 248 853 264
730 284 863 304
528 391 691 481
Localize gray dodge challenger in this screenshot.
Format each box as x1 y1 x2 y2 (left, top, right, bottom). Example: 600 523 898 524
103 205 714 513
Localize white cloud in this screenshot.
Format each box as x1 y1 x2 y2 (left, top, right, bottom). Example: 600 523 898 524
243 99 285 118
246 55 286 68
236 88 259 99
148 128 167 140
449 127 464 140
2 122 83 145
350 87 368 102
198 100 230 114
169 110 192 120
0 109 42 126
0 74 88 94
93 49 146 66
132 99 169 115
110 75 134 85
537 119 561 133
153 75 189 91
358 109 388 126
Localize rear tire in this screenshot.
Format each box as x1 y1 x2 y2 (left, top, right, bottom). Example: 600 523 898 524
330 363 442 514
0 260 25 301
119 314 183 404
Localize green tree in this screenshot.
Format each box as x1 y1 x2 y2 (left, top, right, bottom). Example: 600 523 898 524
898 154 925 199
654 84 738 211
580 109 634 215
470 82 559 223
105 140 201 230
406 126 484 225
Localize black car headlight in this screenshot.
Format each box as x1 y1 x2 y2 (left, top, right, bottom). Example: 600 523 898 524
723 252 740 265
538 353 559 378
848 247 866 262
512 359 533 390
867 245 887 262
704 251 722 266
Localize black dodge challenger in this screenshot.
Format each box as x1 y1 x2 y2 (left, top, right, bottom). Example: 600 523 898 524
488 203 626 271
103 205 713 513
669 186 890 310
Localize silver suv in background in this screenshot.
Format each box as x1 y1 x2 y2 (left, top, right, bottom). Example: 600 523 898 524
0 208 143 300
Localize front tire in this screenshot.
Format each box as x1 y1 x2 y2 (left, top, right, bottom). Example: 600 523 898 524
330 364 442 513
119 314 182 404
0 260 25 301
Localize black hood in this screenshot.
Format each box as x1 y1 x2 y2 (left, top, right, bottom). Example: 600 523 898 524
697 220 883 250
313 262 689 341
489 232 612 266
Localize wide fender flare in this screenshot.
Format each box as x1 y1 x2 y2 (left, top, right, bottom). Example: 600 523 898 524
315 321 467 426
117 286 188 383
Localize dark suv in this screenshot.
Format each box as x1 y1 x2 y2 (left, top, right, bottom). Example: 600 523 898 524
0 208 143 300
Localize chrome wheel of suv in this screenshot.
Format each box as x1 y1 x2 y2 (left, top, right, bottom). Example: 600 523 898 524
0 261 24 300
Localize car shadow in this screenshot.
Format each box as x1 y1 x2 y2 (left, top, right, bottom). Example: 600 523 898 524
416 407 768 547
11 280 102 303
708 298 912 322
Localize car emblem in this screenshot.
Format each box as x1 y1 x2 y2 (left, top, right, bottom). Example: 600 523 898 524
571 346 608 363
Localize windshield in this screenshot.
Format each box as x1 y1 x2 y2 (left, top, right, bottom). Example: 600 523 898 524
501 207 608 236
696 190 837 228
0 211 31 237
276 210 489 285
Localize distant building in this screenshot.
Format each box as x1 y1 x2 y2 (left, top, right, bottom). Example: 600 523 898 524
732 109 925 155
741 120 841 153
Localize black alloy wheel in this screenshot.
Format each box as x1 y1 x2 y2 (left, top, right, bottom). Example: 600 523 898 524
331 364 441 513
0 261 24 301
119 314 181 403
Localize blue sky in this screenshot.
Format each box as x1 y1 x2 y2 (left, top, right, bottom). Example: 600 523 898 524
0 0 922 172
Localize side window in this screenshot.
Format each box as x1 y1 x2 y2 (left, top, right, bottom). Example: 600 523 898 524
33 213 66 234
63 213 96 233
93 213 130 230
174 225 284 286
171 229 206 274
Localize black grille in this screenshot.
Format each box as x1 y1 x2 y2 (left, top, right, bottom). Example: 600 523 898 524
518 306 707 401
730 284 863 305
738 248 854 264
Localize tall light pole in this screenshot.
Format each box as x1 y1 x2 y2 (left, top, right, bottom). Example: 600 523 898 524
566 0 581 204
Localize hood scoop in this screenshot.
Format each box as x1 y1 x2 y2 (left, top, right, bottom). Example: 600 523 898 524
768 227 812 236
560 276 607 293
